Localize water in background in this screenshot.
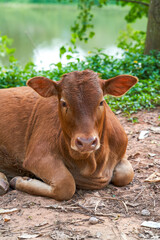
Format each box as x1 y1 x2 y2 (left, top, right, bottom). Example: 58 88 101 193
0 4 147 69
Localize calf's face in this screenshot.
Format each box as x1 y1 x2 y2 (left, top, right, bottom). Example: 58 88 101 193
58 71 104 153
27 70 138 154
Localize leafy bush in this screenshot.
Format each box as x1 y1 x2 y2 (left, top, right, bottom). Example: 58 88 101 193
117 25 146 54
0 48 160 114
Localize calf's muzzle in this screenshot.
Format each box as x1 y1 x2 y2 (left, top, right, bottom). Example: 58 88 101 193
75 136 98 153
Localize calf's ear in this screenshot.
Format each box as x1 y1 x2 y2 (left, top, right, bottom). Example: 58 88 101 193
27 77 58 97
103 75 138 97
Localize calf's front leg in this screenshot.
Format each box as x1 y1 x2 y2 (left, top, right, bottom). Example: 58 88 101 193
10 154 76 201
111 158 134 187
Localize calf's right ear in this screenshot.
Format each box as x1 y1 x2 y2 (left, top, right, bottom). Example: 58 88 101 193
27 77 58 97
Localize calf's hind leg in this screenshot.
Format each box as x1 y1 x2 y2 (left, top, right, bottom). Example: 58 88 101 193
111 158 134 187
0 172 9 195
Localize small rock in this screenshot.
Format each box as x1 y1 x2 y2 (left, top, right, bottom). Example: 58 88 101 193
89 216 99 224
141 209 150 216
96 232 102 238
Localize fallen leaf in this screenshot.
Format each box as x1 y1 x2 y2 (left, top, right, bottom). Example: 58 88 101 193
126 202 140 207
150 127 160 134
148 153 156 157
138 130 149 140
141 221 160 229
128 153 140 160
115 110 122 115
114 214 120 220
3 214 11 222
44 204 65 211
0 208 19 214
144 172 160 183
35 221 48 227
18 233 40 239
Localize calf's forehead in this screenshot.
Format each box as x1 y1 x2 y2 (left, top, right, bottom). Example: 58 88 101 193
60 70 103 102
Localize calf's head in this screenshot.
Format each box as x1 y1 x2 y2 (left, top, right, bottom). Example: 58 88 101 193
27 70 138 154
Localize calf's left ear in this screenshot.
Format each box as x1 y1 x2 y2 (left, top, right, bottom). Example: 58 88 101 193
102 75 138 97
27 77 59 97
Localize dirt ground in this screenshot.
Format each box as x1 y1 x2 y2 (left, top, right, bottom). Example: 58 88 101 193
0 107 160 240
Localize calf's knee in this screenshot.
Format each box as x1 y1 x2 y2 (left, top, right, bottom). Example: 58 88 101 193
111 160 134 187
50 175 76 201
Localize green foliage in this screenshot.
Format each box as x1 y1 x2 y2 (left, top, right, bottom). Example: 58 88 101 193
69 0 149 44
71 0 94 44
70 0 109 44
127 117 139 123
117 0 149 22
117 25 146 54
0 0 73 3
0 32 15 58
0 49 159 114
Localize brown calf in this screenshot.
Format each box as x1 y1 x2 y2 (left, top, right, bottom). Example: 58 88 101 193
0 70 138 200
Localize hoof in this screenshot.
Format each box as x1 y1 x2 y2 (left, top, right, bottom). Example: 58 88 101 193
10 177 19 189
0 179 9 196
10 176 31 189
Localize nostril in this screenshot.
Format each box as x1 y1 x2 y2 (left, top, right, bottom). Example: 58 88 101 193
76 138 83 148
91 138 98 147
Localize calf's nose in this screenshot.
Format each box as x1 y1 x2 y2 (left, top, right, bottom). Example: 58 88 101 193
75 136 98 152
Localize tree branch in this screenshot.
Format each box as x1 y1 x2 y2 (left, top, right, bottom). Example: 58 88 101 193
117 0 149 7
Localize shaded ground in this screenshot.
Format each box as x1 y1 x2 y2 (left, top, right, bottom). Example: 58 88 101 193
0 108 160 240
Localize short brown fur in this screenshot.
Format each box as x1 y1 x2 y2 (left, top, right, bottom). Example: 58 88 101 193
0 70 138 200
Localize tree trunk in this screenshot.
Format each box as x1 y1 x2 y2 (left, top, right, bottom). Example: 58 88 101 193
144 0 160 54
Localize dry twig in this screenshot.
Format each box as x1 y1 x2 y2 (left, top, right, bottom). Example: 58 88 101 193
93 196 129 213
133 187 146 202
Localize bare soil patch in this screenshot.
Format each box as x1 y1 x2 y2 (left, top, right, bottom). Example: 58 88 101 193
0 108 160 240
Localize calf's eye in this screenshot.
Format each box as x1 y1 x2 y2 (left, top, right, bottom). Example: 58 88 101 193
99 100 104 106
61 101 67 108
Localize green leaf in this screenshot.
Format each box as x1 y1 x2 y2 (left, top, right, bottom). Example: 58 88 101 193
55 62 62 70
89 31 95 38
66 55 73 60
60 46 66 58
71 37 76 45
